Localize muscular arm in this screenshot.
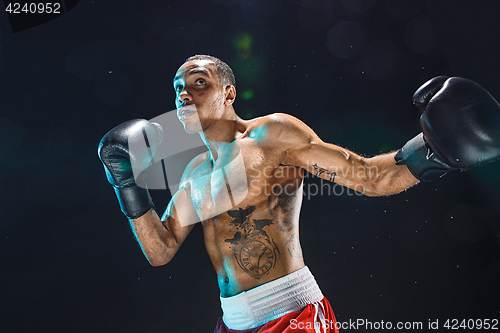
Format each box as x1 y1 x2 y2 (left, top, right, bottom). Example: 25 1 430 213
130 156 203 266
267 113 418 197
130 186 196 266
292 141 418 196
131 210 169 267
98 119 200 266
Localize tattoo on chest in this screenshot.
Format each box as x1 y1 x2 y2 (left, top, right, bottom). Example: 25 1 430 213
313 163 336 182
224 206 279 279
267 179 299 232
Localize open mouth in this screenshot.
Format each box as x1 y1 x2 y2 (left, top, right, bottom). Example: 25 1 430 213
178 107 196 119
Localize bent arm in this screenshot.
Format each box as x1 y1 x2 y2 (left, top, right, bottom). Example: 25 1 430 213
269 113 418 196
130 185 197 266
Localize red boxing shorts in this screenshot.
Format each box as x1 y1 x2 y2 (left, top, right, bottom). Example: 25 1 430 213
214 267 339 333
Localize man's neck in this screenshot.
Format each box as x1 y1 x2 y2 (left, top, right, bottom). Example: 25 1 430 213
199 107 244 163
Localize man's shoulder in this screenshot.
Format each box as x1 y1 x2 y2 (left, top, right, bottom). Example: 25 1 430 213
246 113 304 137
246 113 315 144
249 113 300 127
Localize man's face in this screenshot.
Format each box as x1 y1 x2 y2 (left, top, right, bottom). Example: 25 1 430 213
173 60 225 134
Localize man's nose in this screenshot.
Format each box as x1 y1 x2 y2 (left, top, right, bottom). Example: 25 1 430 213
179 89 192 104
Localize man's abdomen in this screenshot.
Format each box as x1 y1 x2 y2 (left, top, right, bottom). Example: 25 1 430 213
203 191 305 297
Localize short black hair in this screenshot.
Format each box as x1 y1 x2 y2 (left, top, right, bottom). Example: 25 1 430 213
185 55 236 89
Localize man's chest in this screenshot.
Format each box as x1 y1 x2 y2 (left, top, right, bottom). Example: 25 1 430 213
187 141 283 220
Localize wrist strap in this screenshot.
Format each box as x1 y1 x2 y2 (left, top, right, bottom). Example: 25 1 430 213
114 185 154 219
395 133 456 182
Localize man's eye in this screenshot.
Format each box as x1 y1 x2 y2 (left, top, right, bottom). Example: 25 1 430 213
175 85 183 92
195 79 206 86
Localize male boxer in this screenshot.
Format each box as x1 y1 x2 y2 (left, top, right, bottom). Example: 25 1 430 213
99 55 500 332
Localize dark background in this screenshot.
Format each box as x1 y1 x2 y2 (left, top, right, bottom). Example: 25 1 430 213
1 0 499 332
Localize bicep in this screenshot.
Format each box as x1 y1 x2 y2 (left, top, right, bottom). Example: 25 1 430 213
269 114 369 189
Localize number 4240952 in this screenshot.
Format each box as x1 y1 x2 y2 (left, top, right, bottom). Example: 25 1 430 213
444 319 498 330
5 3 61 14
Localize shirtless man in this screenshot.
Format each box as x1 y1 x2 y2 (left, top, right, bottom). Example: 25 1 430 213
98 55 500 332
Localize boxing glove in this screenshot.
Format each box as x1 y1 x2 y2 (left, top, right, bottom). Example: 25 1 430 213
98 119 163 219
395 76 500 181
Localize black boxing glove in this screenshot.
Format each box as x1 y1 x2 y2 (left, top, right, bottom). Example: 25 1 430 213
98 119 163 219
395 76 500 181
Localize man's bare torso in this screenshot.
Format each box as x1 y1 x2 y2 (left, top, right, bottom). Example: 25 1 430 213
182 116 306 297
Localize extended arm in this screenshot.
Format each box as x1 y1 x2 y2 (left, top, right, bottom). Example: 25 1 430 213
296 142 418 196
273 114 418 197
277 76 500 196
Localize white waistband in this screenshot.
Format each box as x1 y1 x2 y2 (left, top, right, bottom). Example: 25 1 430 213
220 266 324 330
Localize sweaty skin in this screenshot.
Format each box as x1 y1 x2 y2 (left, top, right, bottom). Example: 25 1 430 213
131 60 419 297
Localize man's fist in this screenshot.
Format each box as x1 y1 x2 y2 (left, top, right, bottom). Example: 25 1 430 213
396 76 500 181
98 119 163 219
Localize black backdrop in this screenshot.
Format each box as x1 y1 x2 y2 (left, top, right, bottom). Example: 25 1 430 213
1 0 499 332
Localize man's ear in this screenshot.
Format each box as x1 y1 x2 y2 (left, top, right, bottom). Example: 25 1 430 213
225 86 236 105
